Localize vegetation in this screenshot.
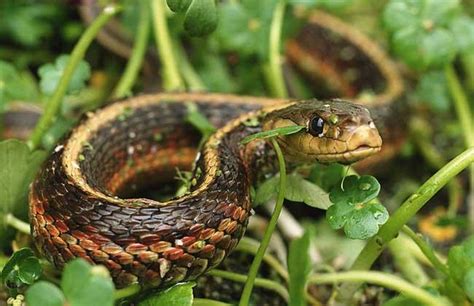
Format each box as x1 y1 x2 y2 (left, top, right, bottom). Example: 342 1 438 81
0 0 473 305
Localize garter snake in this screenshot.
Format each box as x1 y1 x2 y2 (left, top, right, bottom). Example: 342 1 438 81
29 93 383 288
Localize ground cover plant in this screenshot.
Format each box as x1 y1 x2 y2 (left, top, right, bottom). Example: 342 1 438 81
0 0 473 305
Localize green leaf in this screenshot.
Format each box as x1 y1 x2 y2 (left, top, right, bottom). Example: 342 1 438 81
26 281 66 306
285 174 332 210
185 102 216 139
415 70 450 112
288 228 313 306
166 0 192 12
464 267 474 301
447 236 474 301
308 163 345 191
183 0 218 36
255 173 331 209
38 54 91 95
326 176 388 240
138 282 195 306
241 125 305 144
2 248 42 288
0 61 40 111
216 0 276 58
0 140 46 219
61 259 114 306
383 0 422 32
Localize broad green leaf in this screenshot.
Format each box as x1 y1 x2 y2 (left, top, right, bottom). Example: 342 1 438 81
138 282 195 306
450 15 474 53
288 229 313 306
26 281 65 306
241 125 305 144
0 140 46 219
38 54 91 95
464 267 474 301
285 174 332 209
447 236 474 301
61 259 114 306
255 173 331 209
183 0 218 36
329 176 380 205
166 0 192 12
18 256 42 284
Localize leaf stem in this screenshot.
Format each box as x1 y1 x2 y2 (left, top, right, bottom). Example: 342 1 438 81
401 225 449 276
151 0 184 91
445 65 474 232
239 138 287 306
112 0 150 99
27 5 121 150
337 147 474 304
209 269 289 302
114 283 141 300
173 41 206 91
4 213 30 235
310 271 451 306
264 0 288 98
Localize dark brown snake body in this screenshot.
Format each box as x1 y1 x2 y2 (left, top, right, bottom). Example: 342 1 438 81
24 5 407 290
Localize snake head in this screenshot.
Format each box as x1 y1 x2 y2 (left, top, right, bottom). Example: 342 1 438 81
263 99 382 164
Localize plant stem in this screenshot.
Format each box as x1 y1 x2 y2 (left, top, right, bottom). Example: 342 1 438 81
388 237 428 286
264 0 288 98
112 0 150 99
173 41 206 91
4 213 30 234
445 65 474 232
27 5 121 150
337 147 474 304
239 138 287 306
114 283 141 300
236 237 289 281
310 271 451 306
209 269 289 302
401 226 449 276
151 0 184 91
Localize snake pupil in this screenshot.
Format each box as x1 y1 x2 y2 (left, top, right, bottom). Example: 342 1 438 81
309 116 325 136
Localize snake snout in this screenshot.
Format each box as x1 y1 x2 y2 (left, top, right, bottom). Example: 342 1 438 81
344 122 382 162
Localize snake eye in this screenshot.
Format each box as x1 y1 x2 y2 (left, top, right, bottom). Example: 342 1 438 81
309 116 325 137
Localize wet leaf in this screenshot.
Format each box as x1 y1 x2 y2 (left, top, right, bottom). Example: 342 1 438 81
326 175 388 240
2 248 42 289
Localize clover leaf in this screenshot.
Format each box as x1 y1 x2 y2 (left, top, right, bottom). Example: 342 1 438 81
138 282 195 306
383 0 463 70
326 175 388 240
217 0 276 58
38 55 91 95
2 248 42 289
26 259 115 306
415 70 450 112
447 236 474 301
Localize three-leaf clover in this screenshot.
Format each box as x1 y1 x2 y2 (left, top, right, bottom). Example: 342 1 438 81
26 259 115 306
38 55 91 95
2 248 42 289
382 0 472 70
326 175 388 240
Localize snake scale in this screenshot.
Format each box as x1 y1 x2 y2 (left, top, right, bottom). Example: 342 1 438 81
23 6 408 290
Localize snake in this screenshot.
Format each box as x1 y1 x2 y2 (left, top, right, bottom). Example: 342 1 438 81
29 93 382 289
23 4 408 291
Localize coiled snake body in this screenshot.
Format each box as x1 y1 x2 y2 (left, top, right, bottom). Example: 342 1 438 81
29 93 383 288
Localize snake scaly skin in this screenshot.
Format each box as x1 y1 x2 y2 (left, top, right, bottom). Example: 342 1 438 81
29 93 382 288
